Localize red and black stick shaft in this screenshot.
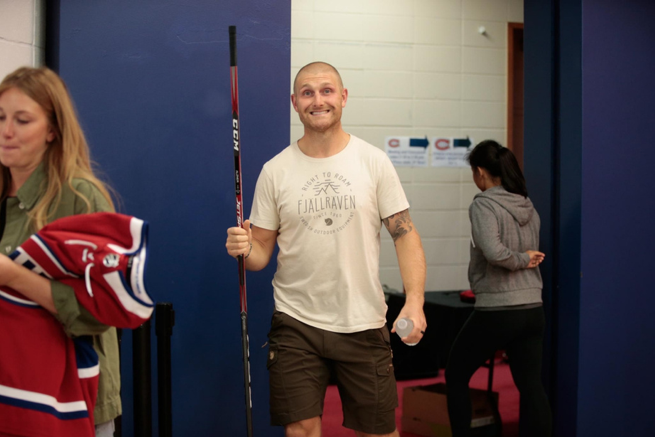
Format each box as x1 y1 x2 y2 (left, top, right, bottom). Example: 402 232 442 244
230 25 254 437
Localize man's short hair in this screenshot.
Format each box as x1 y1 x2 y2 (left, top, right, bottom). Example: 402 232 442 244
293 62 344 94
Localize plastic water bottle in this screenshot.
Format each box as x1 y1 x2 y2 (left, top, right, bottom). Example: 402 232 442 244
395 318 417 346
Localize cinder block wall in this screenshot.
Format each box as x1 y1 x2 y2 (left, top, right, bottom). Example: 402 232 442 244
0 0 45 79
291 0 523 291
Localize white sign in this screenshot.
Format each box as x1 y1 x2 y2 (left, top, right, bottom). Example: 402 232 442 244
431 137 474 168
384 136 429 167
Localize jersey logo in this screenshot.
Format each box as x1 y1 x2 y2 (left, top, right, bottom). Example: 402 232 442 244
103 253 120 268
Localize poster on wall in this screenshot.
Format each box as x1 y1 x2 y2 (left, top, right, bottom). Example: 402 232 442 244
384 136 430 167
431 137 474 168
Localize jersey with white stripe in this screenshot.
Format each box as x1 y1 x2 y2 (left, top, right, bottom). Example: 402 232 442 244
0 212 153 437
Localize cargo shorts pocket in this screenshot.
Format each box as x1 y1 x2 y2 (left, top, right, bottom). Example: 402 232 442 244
267 345 279 370
377 362 394 377
376 361 398 411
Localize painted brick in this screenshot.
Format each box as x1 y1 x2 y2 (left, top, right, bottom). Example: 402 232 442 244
314 41 365 69
462 47 505 74
363 15 413 44
509 0 524 23
0 0 33 44
339 69 364 96
344 97 413 127
314 12 364 42
414 17 462 46
293 0 314 12
364 44 413 71
414 46 461 73
414 72 461 100
291 10 314 39
463 0 509 22
395 166 417 184
414 0 462 19
379 267 403 291
412 167 461 183
412 184 461 210
412 211 462 238
290 125 304 144
0 41 33 80
459 210 471 237
291 40 314 68
359 71 413 98
414 100 460 128
465 129 506 147
461 74 505 101
426 265 469 291
461 101 505 129
315 0 414 16
424 238 463 265
459 238 472 264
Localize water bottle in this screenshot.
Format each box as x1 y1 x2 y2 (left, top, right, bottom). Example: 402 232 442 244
395 318 417 346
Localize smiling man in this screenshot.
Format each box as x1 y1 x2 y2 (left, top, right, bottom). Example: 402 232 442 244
226 62 427 437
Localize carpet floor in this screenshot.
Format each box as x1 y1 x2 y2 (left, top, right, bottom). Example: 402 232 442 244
322 358 519 436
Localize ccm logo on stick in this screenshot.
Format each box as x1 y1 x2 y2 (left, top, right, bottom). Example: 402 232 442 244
233 119 239 151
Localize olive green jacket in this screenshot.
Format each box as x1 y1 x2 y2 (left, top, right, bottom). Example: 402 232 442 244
0 165 121 424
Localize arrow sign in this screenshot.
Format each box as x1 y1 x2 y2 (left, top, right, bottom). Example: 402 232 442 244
453 137 471 148
410 136 429 148
385 136 429 167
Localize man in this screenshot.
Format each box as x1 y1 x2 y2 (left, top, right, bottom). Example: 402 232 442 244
225 62 426 437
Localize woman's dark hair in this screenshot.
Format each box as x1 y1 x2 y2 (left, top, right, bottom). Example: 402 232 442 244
466 140 528 197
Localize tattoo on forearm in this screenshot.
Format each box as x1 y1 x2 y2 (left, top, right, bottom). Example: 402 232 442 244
383 210 414 243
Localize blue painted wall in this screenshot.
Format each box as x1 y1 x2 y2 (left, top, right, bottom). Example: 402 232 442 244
579 0 655 435
55 1 289 436
526 0 655 435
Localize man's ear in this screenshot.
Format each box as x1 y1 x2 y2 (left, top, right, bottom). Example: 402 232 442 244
341 88 348 107
290 93 299 113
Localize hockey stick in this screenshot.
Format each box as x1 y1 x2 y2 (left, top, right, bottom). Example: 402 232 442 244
229 25 254 437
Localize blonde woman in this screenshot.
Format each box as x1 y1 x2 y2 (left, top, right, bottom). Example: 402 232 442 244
0 67 120 437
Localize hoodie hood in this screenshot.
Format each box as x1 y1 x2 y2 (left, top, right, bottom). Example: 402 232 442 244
474 185 534 226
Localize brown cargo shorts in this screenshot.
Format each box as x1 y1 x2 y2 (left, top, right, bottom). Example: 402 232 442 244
266 311 398 434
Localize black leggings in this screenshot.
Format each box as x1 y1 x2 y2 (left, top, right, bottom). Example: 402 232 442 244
445 307 552 437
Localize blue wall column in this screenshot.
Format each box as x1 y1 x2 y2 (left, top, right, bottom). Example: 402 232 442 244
525 0 655 435
578 0 655 435
53 1 289 436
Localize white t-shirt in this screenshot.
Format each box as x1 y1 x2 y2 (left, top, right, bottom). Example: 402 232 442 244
250 135 409 333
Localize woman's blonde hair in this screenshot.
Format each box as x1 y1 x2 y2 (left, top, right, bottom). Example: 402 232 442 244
0 66 115 230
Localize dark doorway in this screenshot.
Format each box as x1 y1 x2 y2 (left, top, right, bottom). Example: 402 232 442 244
507 23 524 169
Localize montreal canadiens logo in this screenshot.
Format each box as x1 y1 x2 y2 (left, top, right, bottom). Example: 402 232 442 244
103 253 120 268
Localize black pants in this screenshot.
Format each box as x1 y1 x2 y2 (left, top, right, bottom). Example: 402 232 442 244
445 307 552 437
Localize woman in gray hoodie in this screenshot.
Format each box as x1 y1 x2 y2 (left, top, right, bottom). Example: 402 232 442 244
445 140 552 437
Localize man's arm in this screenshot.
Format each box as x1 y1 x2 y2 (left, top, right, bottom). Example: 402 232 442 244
382 209 427 344
226 219 278 271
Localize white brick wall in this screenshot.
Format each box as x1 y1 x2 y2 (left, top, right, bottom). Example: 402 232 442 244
291 0 523 291
0 0 45 80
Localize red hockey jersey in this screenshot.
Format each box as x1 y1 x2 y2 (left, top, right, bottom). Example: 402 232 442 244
0 213 152 437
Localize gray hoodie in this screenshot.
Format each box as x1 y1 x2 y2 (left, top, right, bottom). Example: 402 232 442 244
468 185 543 308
